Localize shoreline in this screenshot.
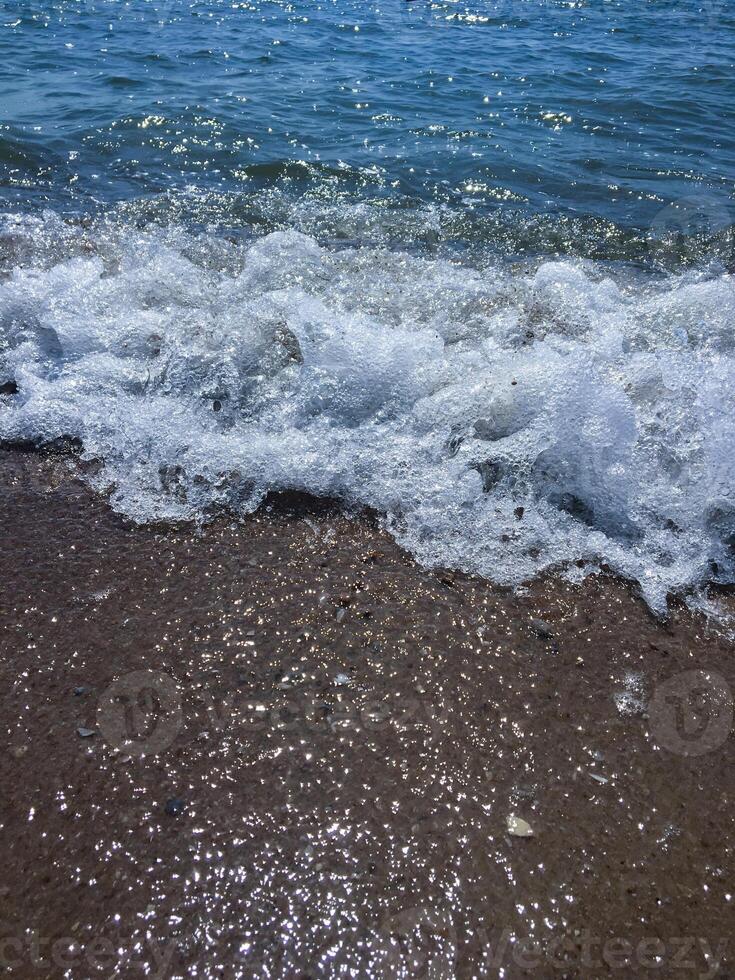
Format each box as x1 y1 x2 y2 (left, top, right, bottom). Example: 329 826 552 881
1 448 734 977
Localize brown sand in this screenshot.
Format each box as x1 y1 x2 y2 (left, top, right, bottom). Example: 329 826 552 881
0 448 733 978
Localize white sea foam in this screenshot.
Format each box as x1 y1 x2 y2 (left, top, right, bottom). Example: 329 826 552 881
1 211 734 612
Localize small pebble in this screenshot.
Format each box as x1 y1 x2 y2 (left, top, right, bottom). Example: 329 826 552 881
529 618 553 639
164 798 186 817
77 727 96 738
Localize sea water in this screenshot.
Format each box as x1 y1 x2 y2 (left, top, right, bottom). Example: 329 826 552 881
1 0 734 612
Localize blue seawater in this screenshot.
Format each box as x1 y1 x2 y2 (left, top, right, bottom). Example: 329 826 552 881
1 0 734 611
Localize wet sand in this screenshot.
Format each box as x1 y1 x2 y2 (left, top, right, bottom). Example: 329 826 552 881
0 448 733 978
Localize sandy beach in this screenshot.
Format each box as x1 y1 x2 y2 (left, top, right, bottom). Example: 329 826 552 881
0 446 733 977
2 0 735 975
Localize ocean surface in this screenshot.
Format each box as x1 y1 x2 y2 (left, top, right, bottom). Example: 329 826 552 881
1 0 734 611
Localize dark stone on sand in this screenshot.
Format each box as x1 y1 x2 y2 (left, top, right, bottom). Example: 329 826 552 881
529 617 553 638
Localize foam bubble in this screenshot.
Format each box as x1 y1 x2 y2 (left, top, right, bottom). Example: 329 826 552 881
1 212 734 613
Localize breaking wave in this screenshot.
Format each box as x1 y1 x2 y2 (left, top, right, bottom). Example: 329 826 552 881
1 208 735 613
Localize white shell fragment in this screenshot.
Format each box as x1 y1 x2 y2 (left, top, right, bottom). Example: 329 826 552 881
507 815 534 837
